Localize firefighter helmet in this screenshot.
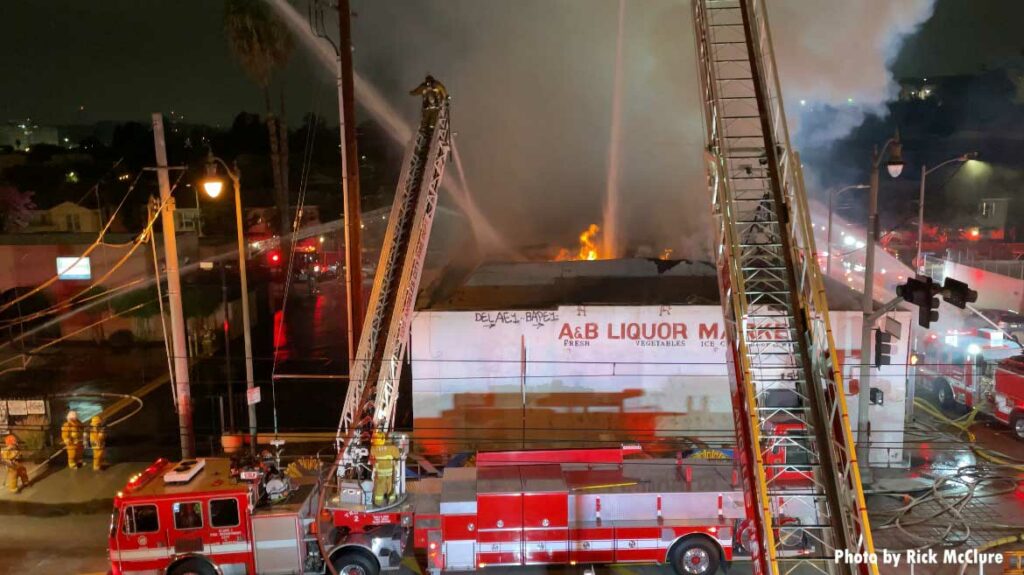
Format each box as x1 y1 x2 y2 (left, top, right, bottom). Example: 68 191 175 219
67 410 79 422
4 434 16 447
91 416 102 426
371 429 387 447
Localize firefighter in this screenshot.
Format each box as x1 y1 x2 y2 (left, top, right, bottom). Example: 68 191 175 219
409 75 449 110
89 415 107 471
61 411 84 469
2 434 29 493
370 429 400 507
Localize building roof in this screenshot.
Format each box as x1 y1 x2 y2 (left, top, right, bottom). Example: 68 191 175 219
418 257 871 312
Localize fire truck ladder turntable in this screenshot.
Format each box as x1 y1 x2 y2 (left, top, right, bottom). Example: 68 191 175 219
331 82 452 504
693 2 876 574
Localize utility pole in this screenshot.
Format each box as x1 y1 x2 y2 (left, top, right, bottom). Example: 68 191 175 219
858 133 903 481
337 0 364 370
152 113 194 459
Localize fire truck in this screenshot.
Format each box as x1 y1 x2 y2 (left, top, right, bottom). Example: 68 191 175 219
914 327 1024 439
108 446 817 575
110 1 878 573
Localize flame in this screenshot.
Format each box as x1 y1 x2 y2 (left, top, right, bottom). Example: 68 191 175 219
555 224 603 261
659 248 673 260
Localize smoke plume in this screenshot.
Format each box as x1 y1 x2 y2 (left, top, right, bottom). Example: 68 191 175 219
279 0 937 260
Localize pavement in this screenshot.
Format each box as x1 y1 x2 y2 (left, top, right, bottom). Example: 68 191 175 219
0 462 148 513
0 463 149 575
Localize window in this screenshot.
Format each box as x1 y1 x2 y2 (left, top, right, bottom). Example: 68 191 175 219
173 501 204 530
209 498 240 528
65 213 81 232
122 504 159 534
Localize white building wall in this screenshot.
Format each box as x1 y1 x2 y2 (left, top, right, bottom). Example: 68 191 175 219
411 305 912 466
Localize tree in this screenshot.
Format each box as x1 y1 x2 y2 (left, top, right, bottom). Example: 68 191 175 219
0 185 35 232
224 0 294 253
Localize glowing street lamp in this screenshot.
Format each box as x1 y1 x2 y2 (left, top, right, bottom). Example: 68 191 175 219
202 176 224 199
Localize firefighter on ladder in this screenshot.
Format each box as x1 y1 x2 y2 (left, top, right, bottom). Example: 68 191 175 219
410 75 449 110
370 428 400 507
89 416 107 471
61 411 84 469
2 434 29 493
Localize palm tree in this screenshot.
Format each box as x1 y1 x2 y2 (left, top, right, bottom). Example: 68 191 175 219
224 0 294 245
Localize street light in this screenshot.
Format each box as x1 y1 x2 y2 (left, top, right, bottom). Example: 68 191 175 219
858 130 903 479
826 183 869 277
202 152 257 453
202 179 224 199
915 152 978 272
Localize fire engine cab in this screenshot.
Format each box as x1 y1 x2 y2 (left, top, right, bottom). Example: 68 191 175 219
108 457 408 575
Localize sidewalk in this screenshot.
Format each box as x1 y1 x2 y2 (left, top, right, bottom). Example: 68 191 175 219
0 461 147 515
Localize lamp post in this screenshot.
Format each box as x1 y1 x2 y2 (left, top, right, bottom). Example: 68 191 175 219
915 152 977 272
858 131 904 479
826 184 869 277
203 153 257 453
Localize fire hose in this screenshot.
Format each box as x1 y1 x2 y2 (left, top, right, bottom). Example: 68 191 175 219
868 397 1024 554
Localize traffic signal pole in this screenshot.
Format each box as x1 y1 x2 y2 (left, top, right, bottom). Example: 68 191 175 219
152 113 194 459
857 151 882 478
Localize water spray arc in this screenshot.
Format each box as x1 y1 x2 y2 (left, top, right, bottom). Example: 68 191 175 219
265 0 515 258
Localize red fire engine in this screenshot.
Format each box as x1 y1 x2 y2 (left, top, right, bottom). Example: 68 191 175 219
991 354 1024 439
108 445 813 575
914 327 1024 438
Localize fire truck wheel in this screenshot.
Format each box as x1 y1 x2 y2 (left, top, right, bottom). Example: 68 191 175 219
935 380 955 410
669 537 721 575
1012 415 1024 441
167 558 217 575
331 550 380 575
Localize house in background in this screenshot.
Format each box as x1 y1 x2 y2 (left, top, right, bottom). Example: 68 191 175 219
23 201 103 233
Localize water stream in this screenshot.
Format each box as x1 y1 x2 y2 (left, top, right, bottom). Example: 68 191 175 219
265 0 515 257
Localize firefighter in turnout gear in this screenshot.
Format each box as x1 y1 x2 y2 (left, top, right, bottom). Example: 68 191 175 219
409 75 449 111
89 416 107 471
61 411 84 469
2 434 29 493
370 429 400 507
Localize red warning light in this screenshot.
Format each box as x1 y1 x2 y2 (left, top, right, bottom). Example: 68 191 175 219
269 252 281 264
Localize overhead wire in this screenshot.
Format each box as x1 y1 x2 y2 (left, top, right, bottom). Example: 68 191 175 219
0 173 185 361
268 82 324 438
0 169 146 317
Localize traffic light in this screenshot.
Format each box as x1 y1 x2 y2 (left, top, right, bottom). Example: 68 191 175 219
941 277 978 309
874 329 892 367
924 292 940 328
896 276 940 328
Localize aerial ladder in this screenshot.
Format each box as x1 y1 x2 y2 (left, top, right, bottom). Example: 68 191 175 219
329 76 452 510
693 2 876 574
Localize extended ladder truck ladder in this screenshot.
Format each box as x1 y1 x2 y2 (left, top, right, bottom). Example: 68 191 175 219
330 77 452 507
693 2 875 575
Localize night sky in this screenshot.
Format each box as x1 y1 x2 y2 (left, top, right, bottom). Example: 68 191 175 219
3 0 1024 252
3 0 1021 126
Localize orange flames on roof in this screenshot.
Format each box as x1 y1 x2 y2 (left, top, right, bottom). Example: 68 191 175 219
555 224 603 261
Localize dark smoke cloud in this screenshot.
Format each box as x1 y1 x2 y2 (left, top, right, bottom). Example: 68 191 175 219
770 0 936 149
290 0 936 258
